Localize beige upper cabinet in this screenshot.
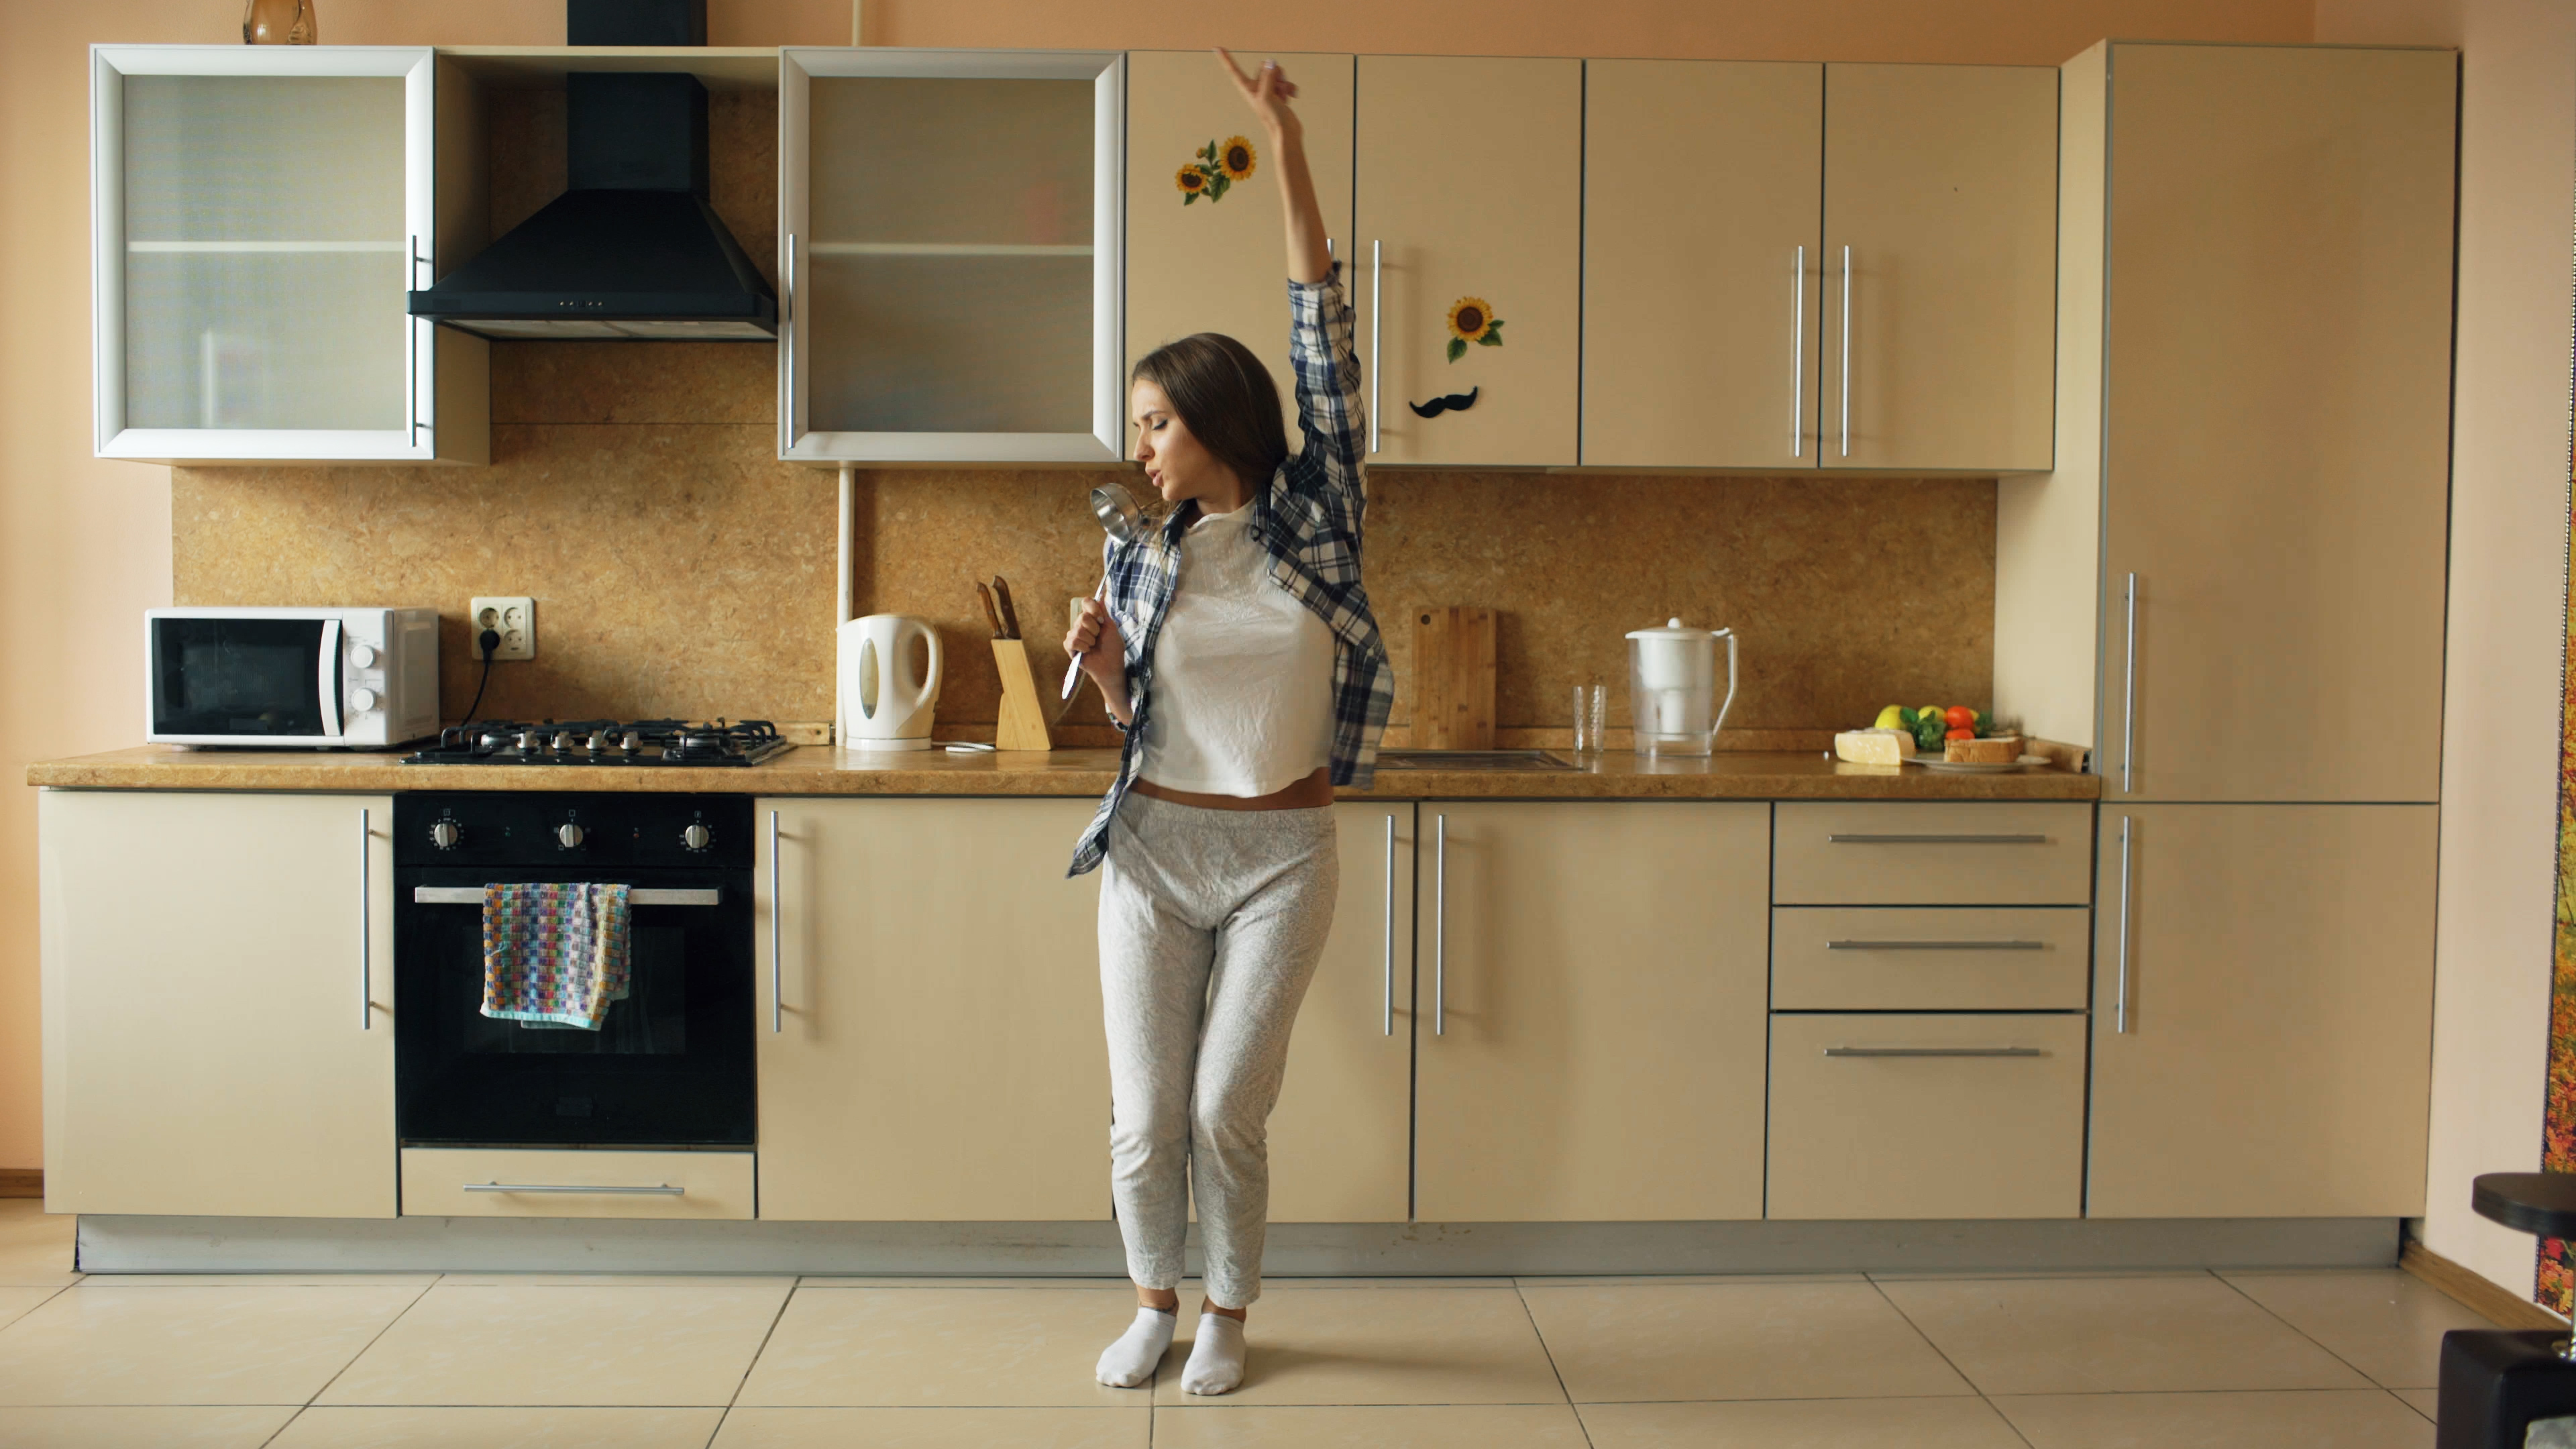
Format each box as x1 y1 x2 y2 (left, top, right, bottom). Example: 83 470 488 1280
1126 52 1354 462
1583 60 1822 470
1415 802 1770 1221
2088 804 2436 1218
1821 63 2057 472
756 797 1110 1220
1356 56 1581 467
39 790 396 1217
2093 46 2455 804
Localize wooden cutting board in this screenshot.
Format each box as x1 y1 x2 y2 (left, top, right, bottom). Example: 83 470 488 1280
1412 606 1496 750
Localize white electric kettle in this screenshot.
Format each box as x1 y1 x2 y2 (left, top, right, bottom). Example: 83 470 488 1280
1625 618 1737 757
839 614 943 751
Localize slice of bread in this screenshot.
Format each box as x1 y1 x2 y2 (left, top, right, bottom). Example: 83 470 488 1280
1945 735 2022 765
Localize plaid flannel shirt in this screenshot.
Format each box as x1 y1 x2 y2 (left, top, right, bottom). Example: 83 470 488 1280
1067 264 1392 877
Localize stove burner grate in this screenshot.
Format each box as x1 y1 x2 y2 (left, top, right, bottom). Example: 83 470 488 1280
401 718 792 767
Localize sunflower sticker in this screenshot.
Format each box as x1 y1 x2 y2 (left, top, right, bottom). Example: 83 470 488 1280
1177 136 1256 205
1445 297 1503 362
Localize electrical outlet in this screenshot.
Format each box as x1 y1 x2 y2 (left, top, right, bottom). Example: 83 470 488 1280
469 597 536 661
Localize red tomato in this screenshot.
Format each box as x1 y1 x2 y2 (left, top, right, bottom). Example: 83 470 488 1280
1945 727 1974 741
1943 706 1976 730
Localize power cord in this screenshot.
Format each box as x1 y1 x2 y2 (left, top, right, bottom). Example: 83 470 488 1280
460 628 500 726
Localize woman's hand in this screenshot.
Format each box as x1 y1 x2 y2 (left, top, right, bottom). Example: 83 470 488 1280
1065 598 1134 724
1215 48 1330 284
1217 48 1300 144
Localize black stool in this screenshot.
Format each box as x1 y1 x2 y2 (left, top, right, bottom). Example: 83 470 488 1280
2438 1173 2576 1447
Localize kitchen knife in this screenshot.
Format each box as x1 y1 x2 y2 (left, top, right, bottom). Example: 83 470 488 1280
975 582 1005 639
991 577 1023 640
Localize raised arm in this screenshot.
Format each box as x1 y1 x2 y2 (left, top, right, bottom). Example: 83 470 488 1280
1218 48 1330 284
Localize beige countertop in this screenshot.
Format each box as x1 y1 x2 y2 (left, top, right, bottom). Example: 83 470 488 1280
28 745 2102 800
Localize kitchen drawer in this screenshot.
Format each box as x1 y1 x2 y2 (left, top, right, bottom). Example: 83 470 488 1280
1772 906 2090 1010
1766 1012 2085 1220
400 1149 754 1220
1773 802 2092 905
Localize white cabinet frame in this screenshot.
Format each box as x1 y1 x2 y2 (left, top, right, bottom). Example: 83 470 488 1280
777 48 1126 466
91 46 467 465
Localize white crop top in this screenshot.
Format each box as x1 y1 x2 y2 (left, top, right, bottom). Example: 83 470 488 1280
1138 502 1338 796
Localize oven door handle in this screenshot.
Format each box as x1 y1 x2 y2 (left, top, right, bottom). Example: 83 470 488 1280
410 885 720 907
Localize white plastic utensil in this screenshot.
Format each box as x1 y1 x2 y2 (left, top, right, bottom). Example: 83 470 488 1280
1063 486 1148 700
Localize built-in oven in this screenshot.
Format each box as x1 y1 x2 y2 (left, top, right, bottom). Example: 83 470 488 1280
394 792 755 1148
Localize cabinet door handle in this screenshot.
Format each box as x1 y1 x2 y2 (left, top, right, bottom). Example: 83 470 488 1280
464 1182 685 1196
782 232 799 454
1432 812 1446 1037
358 806 372 1030
1823 1045 2044 1059
768 809 784 1034
2115 814 2134 1034
1790 244 1806 458
405 234 422 447
1382 812 1395 1037
1838 244 1851 459
1825 939 2044 952
1826 833 2049 845
1368 239 1382 455
2121 572 2138 793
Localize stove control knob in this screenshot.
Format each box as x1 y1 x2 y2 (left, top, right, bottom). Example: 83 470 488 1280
429 821 462 850
682 822 713 851
555 822 586 849
347 686 378 712
347 643 377 668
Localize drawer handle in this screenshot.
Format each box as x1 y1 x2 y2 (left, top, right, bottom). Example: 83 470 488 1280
412 886 718 907
1826 834 2049 845
1823 1046 2045 1058
1826 939 2045 952
463 1182 686 1195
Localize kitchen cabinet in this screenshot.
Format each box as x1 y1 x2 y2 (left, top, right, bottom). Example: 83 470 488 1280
778 48 1126 466
1819 63 2057 472
91 46 486 466
1582 60 1821 470
1125 52 1354 462
38 790 396 1217
755 797 1109 1220
1355 56 1581 468
2087 804 2436 1218
1415 802 1769 1221
1772 802 2094 906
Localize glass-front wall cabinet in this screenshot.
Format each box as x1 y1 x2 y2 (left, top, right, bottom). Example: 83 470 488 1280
93 46 481 464
780 49 1124 464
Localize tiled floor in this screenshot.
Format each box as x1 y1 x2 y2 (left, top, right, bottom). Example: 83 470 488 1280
0 1201 2504 1446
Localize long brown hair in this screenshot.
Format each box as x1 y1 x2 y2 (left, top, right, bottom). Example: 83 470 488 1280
1130 333 1287 494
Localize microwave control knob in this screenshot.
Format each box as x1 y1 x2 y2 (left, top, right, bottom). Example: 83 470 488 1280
347 643 377 667
682 822 712 851
555 822 586 849
347 686 378 712
429 821 462 850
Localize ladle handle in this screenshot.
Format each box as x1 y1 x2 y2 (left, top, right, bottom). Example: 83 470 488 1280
1061 577 1110 700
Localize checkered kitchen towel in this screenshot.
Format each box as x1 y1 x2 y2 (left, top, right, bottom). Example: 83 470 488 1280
480 883 632 1030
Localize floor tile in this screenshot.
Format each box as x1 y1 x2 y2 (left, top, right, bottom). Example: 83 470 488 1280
317 1281 788 1407
712 1406 1150 1446
0 1284 68 1331
1878 1273 2375 1395
2221 1269 2499 1387
0 1282 423 1407
1152 1403 1589 1448
270 1406 727 1447
1580 1397 2030 1448
796 1277 1126 1289
2395 1386 2440 1420
1153 1288 1567 1407
0 1405 298 1448
1993 1388 2436 1448
0 1202 79 1286
83 1275 438 1289
432 1274 794 1288
735 1287 1149 1407
1519 1281 1971 1403
1515 1275 1867 1288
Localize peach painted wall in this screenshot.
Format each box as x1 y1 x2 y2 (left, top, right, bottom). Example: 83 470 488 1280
2314 0 2576 1304
0 0 2321 1175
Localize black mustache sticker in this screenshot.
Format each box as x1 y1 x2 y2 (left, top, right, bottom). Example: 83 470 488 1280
1408 387 1480 418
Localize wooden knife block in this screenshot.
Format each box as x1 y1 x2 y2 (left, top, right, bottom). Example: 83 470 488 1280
1412 606 1496 750
990 639 1054 752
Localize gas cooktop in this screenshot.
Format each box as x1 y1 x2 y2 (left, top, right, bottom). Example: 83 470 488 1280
400 719 794 767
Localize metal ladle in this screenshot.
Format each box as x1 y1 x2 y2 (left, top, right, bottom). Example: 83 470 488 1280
1062 484 1150 699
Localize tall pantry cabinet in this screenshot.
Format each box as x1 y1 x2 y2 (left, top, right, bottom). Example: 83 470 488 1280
2002 43 2455 1218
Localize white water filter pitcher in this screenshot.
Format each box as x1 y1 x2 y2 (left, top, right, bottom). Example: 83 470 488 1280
1625 619 1737 756
839 614 943 751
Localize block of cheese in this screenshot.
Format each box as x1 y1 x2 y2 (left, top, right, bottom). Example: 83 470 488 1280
1945 735 2023 765
1835 729 1917 765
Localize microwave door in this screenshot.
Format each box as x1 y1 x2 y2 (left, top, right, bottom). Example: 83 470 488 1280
148 615 335 741
315 618 343 740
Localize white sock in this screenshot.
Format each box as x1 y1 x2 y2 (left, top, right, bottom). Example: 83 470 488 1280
1182 1311 1247 1395
1095 1305 1175 1388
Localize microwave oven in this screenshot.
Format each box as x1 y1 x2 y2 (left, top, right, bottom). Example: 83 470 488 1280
146 607 440 748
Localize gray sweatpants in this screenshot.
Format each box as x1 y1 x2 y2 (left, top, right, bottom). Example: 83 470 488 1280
1098 792 1338 1309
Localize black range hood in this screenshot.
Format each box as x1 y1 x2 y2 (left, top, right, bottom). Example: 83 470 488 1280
408 1 776 340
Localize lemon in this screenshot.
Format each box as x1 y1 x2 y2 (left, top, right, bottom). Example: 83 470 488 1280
1872 706 1907 730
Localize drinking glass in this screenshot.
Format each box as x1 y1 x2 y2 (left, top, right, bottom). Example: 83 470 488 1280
1572 682 1607 757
